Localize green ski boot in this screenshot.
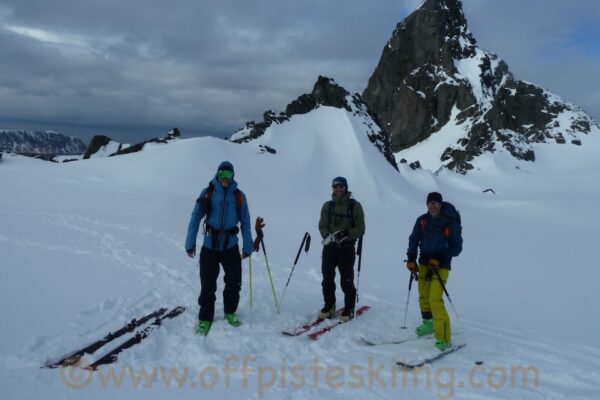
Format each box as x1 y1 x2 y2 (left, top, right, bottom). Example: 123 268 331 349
435 340 451 351
224 313 241 327
196 320 212 336
415 319 434 337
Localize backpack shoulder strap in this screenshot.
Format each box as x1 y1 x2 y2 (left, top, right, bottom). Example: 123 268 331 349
234 189 244 221
419 215 428 232
196 181 215 220
327 200 335 225
234 189 244 209
347 199 356 228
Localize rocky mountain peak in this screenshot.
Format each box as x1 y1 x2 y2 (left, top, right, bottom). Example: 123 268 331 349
363 0 597 173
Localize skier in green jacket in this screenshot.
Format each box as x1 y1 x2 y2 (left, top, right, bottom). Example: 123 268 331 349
318 177 365 322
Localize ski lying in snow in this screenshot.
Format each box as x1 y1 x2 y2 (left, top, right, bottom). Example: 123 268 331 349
45 307 168 368
360 333 431 346
86 306 186 370
396 343 466 369
282 308 344 336
308 305 371 340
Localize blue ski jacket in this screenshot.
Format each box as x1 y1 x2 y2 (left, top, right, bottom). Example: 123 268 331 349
407 202 462 269
185 176 253 256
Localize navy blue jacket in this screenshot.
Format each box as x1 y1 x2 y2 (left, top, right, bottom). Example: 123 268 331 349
407 202 462 269
185 177 253 255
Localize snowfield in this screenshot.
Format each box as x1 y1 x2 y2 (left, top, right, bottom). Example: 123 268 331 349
1 106 600 399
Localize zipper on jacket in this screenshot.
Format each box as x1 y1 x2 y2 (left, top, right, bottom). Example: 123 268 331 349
219 187 229 250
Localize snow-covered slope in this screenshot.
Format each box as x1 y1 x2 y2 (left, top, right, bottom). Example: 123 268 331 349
1 111 600 399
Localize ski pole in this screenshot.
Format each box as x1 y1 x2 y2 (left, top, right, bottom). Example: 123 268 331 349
433 268 460 321
260 238 280 314
248 256 253 308
279 232 311 308
401 270 416 329
355 236 364 307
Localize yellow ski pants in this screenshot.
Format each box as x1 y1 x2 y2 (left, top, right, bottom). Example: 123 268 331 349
418 265 451 343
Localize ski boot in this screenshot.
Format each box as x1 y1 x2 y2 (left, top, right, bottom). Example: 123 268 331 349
435 340 451 351
339 308 354 322
196 320 212 336
224 313 241 327
318 305 336 320
415 319 433 337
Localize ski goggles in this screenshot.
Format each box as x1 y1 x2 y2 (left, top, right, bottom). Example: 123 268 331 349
332 184 346 189
217 169 234 180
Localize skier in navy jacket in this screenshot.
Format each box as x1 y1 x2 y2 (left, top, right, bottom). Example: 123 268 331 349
406 192 462 351
185 161 253 335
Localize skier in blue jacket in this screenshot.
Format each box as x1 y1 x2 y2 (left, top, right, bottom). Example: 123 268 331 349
185 161 253 335
406 192 462 351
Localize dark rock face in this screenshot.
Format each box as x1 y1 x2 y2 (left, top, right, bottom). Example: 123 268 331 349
231 76 397 169
83 128 181 159
0 130 86 155
363 0 484 152
83 135 112 159
363 0 598 173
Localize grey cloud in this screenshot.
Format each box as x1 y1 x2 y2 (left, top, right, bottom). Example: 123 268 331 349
0 0 598 144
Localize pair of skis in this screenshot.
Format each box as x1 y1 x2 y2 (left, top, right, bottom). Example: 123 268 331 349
45 306 185 370
360 333 466 368
282 305 370 340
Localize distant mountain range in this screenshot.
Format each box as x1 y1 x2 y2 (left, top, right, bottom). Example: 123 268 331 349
0 130 86 155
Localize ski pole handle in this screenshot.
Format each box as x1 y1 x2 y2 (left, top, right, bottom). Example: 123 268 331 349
293 233 309 265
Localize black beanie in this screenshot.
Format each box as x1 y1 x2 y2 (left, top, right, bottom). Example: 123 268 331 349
331 176 348 190
426 192 443 203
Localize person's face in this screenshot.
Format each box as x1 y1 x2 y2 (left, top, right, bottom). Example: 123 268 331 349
217 169 233 188
332 184 346 197
427 201 442 218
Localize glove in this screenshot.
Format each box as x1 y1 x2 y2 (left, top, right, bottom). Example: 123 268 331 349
255 217 265 238
322 233 335 246
428 258 440 269
406 261 417 272
333 229 349 244
242 252 251 260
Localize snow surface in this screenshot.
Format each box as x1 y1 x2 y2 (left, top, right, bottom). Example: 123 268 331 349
1 106 600 399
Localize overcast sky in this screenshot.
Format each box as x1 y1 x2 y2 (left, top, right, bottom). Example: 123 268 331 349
1 0 599 144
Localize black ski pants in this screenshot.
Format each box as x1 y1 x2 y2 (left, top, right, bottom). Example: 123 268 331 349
321 244 356 311
198 245 242 321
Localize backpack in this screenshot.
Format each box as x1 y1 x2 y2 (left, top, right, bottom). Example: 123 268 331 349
327 198 357 228
419 202 461 239
197 181 244 227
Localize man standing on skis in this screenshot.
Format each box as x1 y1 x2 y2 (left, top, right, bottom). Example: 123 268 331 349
185 161 253 335
406 192 462 351
318 177 365 322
